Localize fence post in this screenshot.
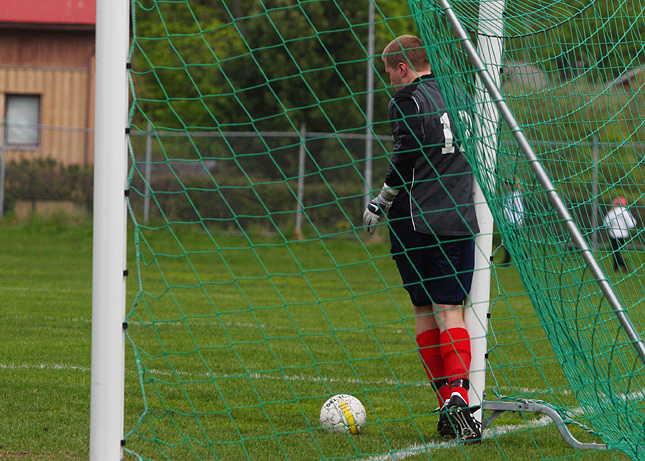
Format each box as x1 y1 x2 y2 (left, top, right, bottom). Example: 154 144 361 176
143 122 153 225
0 120 6 219
363 0 375 209
591 136 599 250
294 123 306 240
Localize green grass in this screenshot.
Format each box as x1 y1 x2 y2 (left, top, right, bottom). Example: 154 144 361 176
0 217 93 459
0 218 636 460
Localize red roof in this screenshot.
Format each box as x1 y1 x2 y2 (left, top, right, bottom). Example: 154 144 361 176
0 0 96 26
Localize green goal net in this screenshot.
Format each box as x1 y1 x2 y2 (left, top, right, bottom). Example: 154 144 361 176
123 0 645 459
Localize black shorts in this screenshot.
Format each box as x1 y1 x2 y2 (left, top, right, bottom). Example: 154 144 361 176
389 220 475 306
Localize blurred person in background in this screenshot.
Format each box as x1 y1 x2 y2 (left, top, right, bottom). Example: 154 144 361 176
603 196 637 272
501 178 525 265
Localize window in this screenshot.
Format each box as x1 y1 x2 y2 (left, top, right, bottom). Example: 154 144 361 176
5 94 41 146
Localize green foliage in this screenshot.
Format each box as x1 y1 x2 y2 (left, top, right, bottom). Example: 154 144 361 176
129 171 364 235
4 158 93 212
479 0 645 80
130 0 645 139
130 0 417 133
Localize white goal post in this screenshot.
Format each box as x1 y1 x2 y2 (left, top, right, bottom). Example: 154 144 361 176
465 0 506 420
89 0 130 459
86 0 506 456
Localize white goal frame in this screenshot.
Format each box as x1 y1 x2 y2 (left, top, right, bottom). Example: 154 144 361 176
91 0 635 457
89 0 130 459
465 0 505 420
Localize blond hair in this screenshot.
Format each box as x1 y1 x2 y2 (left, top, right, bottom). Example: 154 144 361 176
382 35 430 72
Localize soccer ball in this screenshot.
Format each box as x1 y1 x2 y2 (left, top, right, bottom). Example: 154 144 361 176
320 394 366 435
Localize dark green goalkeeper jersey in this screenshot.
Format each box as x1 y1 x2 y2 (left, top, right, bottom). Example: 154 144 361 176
385 73 479 236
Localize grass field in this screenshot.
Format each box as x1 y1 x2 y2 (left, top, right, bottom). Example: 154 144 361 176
0 217 637 460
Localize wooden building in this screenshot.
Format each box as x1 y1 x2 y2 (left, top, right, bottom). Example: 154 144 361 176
0 1 96 165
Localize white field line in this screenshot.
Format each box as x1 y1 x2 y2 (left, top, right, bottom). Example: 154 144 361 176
0 286 91 293
4 317 571 396
34 316 419 335
0 360 569 400
363 416 554 460
0 360 585 452
0 361 425 386
0 362 91 372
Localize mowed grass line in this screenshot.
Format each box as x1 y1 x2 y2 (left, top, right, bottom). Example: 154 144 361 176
0 219 633 460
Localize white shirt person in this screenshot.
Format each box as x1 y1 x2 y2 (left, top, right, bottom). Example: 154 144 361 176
603 196 637 271
501 182 525 264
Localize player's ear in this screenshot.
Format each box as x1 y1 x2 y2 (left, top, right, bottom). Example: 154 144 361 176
398 62 407 76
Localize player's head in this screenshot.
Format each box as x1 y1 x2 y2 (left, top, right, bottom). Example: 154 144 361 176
612 196 627 207
382 35 430 87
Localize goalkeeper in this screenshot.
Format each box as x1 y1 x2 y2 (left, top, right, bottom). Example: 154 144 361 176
362 35 481 442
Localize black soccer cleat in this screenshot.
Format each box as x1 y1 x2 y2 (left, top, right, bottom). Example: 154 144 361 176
437 406 456 438
443 393 482 443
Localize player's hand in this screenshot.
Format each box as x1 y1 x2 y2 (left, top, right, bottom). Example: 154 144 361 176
363 199 391 234
362 184 398 234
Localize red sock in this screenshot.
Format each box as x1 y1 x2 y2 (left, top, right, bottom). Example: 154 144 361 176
438 382 452 406
440 328 471 403
416 329 447 406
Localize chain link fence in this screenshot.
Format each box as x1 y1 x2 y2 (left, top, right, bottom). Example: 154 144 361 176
127 127 394 236
0 123 641 246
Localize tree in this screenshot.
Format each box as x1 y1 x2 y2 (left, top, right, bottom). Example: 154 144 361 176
131 0 416 134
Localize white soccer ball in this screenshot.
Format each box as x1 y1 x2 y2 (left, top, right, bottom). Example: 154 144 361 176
320 394 367 435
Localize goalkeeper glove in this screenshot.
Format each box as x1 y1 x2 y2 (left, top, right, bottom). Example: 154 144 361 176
362 184 398 234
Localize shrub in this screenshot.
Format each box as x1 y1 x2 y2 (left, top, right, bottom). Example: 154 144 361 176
3 158 93 213
128 172 364 234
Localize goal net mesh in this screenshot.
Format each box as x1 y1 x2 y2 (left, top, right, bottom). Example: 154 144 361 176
123 0 645 459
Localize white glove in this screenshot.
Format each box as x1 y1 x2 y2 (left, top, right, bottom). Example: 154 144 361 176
362 184 399 234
